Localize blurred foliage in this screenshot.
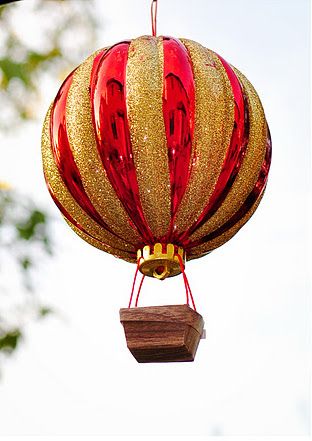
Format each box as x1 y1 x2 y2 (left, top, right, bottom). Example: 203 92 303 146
0 185 53 360
0 0 99 363
0 329 21 354
0 0 98 130
0 186 51 276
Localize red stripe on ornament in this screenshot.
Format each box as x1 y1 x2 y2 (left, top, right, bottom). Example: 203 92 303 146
186 127 272 249
162 37 195 224
178 55 248 244
50 70 132 243
90 43 154 244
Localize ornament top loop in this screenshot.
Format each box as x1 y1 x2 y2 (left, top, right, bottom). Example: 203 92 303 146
151 0 158 37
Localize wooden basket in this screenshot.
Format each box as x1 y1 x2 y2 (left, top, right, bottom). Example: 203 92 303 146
120 304 204 363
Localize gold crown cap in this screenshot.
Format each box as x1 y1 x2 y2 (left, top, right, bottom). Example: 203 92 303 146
137 243 185 280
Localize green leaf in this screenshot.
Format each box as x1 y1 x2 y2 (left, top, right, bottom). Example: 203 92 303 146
0 47 61 91
0 57 32 89
38 306 53 318
0 329 22 353
27 47 61 68
16 209 46 240
20 256 32 271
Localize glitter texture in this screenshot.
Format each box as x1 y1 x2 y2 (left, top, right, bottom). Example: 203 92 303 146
65 219 136 263
126 36 171 239
188 65 267 245
41 106 136 255
66 50 141 246
173 39 235 236
178 54 248 244
188 190 265 258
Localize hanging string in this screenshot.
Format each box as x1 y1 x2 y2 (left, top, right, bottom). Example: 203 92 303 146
128 258 141 308
128 258 146 308
176 253 197 311
151 0 158 37
177 255 189 305
128 251 196 310
135 275 146 307
184 273 196 311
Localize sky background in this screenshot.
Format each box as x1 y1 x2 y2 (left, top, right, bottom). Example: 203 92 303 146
0 0 310 439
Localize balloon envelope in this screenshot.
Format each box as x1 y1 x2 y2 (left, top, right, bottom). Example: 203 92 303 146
41 36 271 264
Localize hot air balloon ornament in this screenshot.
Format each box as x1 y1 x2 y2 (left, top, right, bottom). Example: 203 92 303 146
41 0 271 362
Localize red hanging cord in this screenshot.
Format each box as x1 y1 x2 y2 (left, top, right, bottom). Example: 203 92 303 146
135 275 145 307
184 272 197 312
128 258 146 308
176 253 197 311
151 0 158 37
128 252 196 310
176 253 190 306
128 258 141 308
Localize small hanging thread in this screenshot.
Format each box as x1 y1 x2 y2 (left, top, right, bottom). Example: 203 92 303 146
135 274 145 307
128 258 143 308
151 0 158 37
176 253 197 311
128 258 145 308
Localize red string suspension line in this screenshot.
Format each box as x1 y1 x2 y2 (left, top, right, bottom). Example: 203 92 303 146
151 0 158 37
176 253 197 311
129 251 196 310
128 258 141 308
184 272 197 312
135 275 146 307
176 253 190 306
128 257 146 308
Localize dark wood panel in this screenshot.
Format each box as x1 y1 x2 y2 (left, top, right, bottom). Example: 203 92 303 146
120 304 204 363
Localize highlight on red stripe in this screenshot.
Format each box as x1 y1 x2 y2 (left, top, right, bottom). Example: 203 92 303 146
49 69 136 245
178 54 248 244
90 43 153 245
162 37 195 223
187 127 272 249
50 73 109 229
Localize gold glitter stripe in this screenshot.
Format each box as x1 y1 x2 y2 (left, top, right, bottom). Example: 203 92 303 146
187 190 265 259
66 50 141 246
189 66 267 242
65 219 136 263
126 36 171 239
173 39 235 235
41 106 136 255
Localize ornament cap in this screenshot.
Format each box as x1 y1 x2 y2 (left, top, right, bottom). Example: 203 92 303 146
137 243 185 280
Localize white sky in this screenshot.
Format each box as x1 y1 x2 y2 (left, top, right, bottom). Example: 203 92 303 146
0 0 310 439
